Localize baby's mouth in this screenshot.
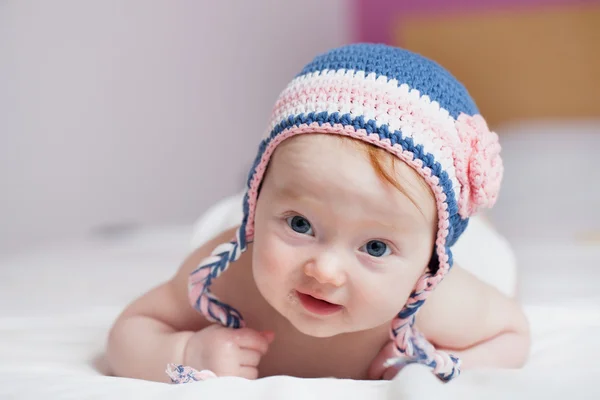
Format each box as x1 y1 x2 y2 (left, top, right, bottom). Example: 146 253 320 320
295 290 343 316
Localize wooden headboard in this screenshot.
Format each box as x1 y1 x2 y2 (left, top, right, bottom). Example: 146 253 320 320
356 1 600 128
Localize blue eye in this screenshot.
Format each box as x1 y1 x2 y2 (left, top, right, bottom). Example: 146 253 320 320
286 215 313 235
360 240 391 257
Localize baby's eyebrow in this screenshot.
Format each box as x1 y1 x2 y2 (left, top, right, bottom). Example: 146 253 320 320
274 184 305 200
369 213 421 234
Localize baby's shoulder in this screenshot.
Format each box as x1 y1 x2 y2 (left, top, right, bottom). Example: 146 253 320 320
172 226 252 306
175 227 241 281
169 225 259 325
208 230 255 298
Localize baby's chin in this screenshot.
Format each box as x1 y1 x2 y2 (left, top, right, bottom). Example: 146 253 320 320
288 318 348 338
287 315 388 339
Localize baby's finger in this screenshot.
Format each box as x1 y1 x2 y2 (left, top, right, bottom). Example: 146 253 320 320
238 366 259 380
239 348 262 367
234 328 271 355
367 341 396 380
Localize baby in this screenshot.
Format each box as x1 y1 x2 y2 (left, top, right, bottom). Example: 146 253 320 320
106 43 530 383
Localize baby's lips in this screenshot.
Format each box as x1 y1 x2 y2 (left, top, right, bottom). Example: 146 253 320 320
260 330 275 344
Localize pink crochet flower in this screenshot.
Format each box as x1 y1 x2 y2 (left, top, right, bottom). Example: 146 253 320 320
454 113 503 218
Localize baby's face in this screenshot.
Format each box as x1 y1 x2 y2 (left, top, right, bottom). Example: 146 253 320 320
252 134 437 337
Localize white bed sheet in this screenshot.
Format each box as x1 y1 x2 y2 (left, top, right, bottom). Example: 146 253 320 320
1 225 599 399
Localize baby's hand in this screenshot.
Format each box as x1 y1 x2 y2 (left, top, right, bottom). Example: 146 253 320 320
184 324 275 379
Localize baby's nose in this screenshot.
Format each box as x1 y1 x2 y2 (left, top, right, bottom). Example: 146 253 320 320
303 252 346 287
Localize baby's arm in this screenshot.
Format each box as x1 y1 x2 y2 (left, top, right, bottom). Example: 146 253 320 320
415 264 531 369
106 225 273 382
105 231 225 382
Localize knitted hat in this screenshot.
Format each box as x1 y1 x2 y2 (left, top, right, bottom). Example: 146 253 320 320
187 43 503 382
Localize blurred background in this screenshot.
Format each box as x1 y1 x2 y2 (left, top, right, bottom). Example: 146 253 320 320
1 0 599 255
0 0 350 253
1 4 599 394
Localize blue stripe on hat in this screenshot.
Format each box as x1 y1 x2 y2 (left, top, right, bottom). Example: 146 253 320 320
297 43 479 119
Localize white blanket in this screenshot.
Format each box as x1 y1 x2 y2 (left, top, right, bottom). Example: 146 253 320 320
1 222 599 399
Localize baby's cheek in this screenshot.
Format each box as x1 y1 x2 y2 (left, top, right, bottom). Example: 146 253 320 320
361 275 413 318
253 236 291 279
351 279 394 321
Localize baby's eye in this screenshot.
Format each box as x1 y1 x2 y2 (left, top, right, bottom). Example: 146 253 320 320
360 240 391 257
286 215 314 236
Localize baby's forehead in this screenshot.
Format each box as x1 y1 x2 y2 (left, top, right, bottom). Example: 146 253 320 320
270 135 370 177
272 134 425 188
267 134 437 225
